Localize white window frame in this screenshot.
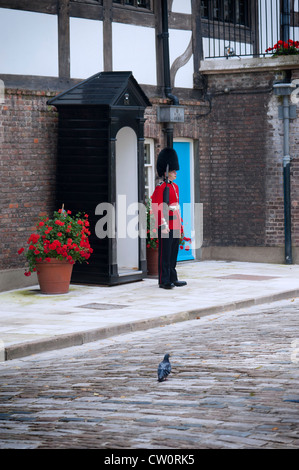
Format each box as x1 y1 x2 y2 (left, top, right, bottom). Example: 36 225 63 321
144 138 155 202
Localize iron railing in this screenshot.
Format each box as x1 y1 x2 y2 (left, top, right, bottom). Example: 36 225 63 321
202 0 299 59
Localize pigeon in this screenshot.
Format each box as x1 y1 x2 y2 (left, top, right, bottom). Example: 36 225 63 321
157 353 171 382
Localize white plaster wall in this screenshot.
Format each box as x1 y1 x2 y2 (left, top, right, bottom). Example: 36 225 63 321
70 17 103 79
0 8 58 76
169 29 193 88
172 0 191 14
112 23 156 85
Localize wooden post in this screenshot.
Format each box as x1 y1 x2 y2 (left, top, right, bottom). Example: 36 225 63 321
58 0 70 78
103 0 113 71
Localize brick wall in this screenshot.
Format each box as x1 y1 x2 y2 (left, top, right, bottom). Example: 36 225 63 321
197 69 298 253
1 66 298 277
199 72 271 247
286 69 299 249
145 68 298 257
0 89 58 270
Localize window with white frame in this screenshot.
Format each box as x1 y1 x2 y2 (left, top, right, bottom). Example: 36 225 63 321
144 139 155 202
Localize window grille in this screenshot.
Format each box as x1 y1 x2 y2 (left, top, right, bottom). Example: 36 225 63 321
201 0 299 59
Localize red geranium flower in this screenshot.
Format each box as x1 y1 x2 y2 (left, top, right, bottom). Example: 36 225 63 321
18 207 93 275
266 39 299 56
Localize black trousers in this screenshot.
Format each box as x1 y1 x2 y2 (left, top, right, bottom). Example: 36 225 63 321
158 227 180 285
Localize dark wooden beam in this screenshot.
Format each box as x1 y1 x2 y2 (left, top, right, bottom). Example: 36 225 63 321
154 0 164 92
191 0 204 68
251 0 259 56
58 0 70 78
0 0 57 14
1 73 205 103
0 74 81 92
103 0 113 71
69 1 104 20
112 5 155 27
169 12 191 30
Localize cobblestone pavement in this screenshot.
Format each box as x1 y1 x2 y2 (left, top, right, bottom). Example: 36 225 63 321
0 298 299 450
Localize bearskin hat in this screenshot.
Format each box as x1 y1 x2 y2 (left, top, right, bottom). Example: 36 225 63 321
156 147 180 177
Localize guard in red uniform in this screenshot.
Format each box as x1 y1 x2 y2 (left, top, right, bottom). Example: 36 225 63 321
151 147 187 289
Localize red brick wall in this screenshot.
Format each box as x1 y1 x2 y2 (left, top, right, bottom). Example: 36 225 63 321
145 68 298 254
290 68 299 248
199 72 271 247
0 89 58 270
263 70 299 250
197 70 298 251
1 67 298 273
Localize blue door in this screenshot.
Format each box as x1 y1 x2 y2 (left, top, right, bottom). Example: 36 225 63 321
173 142 194 261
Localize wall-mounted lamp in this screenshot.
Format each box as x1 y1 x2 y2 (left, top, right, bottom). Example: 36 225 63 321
157 105 185 123
157 105 185 148
124 93 130 106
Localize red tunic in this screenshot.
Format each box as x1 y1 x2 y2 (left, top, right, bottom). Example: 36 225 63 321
151 181 181 231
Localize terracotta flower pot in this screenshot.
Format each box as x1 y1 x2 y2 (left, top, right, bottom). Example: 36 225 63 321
146 247 158 276
36 258 74 294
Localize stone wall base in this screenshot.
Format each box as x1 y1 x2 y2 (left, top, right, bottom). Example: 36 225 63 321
201 246 299 265
0 269 38 293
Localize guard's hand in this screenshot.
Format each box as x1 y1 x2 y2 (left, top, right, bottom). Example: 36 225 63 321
162 227 170 234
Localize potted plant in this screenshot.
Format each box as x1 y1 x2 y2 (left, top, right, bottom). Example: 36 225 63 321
266 39 299 56
18 206 93 294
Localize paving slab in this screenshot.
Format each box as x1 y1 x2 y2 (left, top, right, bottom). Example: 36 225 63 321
1 260 299 360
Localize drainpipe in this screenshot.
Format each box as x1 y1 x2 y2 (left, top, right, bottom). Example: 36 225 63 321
161 0 179 106
273 82 296 264
161 0 179 148
282 92 292 264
